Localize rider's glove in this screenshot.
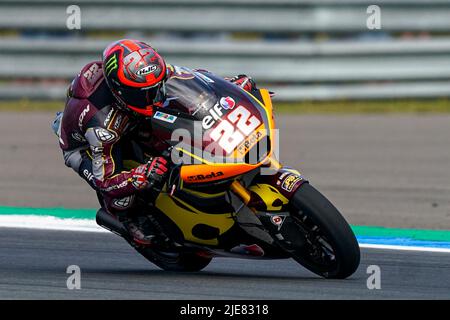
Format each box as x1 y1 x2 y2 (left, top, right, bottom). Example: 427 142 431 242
227 74 257 92
131 157 168 191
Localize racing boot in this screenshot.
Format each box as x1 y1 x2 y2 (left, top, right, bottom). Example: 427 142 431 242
124 215 174 248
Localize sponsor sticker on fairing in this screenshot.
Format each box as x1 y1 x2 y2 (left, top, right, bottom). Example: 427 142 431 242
154 111 177 124
236 130 264 156
220 96 236 110
269 214 287 230
281 174 302 192
187 171 224 182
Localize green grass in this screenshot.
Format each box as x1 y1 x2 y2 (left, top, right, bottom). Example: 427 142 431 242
0 100 65 112
1 99 450 114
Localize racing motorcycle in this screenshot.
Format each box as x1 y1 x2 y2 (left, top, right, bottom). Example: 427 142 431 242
96 68 360 279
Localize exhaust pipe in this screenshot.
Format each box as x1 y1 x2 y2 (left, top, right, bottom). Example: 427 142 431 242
96 208 128 237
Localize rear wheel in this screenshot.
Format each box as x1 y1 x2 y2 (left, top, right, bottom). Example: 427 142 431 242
286 183 360 279
135 246 212 272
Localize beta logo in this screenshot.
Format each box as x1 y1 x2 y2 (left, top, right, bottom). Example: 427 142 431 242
187 171 224 182
237 130 264 156
220 96 235 110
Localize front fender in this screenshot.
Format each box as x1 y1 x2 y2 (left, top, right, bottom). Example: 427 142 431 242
248 167 308 212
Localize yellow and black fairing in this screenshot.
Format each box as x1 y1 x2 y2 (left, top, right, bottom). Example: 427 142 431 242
147 70 306 249
247 167 307 212
153 181 238 247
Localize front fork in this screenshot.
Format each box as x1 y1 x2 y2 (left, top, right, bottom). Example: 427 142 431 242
230 156 307 210
230 156 308 250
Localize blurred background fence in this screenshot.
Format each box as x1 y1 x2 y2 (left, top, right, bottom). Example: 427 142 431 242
1 0 450 101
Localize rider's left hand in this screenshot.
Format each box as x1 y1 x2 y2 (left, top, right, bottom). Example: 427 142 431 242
227 74 258 92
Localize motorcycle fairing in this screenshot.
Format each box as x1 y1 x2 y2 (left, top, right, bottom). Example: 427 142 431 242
155 188 236 246
150 70 277 184
153 168 307 247
177 88 276 183
249 168 307 210
149 70 305 246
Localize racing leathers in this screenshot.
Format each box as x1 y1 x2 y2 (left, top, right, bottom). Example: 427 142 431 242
55 60 166 217
54 61 258 217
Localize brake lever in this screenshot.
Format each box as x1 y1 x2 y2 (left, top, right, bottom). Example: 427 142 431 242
164 146 182 197
168 163 182 196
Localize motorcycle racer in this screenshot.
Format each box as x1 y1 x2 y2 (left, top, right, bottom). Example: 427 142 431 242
52 39 258 245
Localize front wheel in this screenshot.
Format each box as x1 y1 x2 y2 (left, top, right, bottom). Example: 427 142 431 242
287 183 360 279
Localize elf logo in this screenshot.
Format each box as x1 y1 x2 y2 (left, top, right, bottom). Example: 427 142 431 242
83 169 94 182
202 103 224 130
187 171 224 182
202 97 238 130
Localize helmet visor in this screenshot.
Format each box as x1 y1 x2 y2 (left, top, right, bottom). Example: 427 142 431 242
119 82 165 109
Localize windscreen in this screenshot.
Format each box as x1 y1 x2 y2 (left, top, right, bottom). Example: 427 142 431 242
160 69 272 165
163 70 219 120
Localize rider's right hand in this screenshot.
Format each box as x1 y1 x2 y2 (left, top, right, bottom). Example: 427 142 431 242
130 157 168 191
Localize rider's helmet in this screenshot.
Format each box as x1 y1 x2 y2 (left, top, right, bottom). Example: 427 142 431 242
102 39 167 116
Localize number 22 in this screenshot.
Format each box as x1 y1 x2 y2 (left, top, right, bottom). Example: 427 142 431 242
210 106 261 154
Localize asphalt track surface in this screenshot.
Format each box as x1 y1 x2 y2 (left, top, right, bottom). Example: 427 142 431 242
0 112 449 299
0 227 449 300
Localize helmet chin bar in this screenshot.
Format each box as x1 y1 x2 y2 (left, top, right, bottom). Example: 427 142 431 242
127 104 154 117
108 75 167 117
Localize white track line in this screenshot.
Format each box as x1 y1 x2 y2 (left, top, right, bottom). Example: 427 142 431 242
0 215 107 233
1 215 449 253
359 243 450 253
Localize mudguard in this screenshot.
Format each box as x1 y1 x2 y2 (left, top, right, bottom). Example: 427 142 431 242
248 167 308 212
